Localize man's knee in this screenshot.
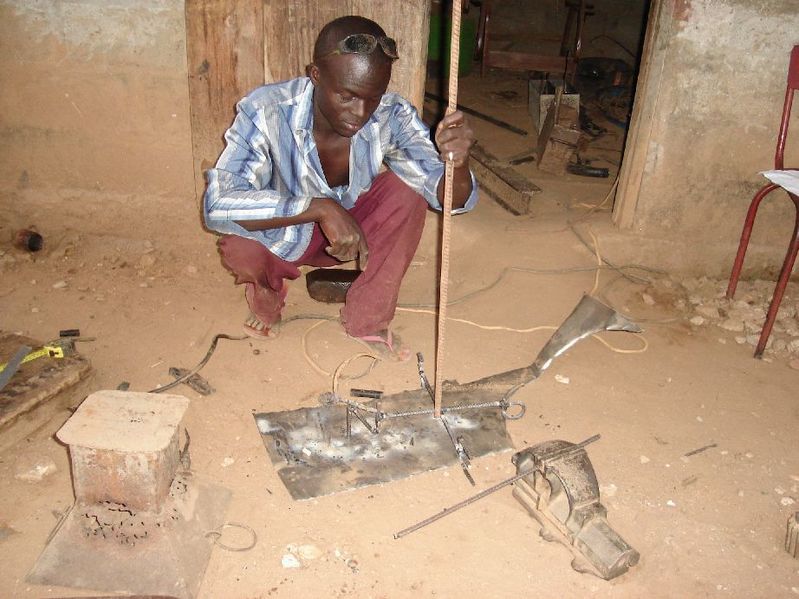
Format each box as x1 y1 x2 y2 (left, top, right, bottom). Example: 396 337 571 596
375 172 428 220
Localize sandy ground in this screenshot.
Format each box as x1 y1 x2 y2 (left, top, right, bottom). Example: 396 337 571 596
1 71 799 598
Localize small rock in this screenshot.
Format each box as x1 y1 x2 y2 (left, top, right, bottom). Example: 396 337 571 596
641 293 655 306
745 335 760 346
0 523 17 542
138 254 156 268
689 316 705 326
185 265 199 275
695 305 720 319
281 553 301 568
639 455 650 464
52 280 68 289
780 497 795 506
345 558 359 573
600 483 617 497
297 544 322 560
775 487 786 495
696 416 703 422
772 339 787 352
554 374 570 385
14 455 58 482
666 500 676 507
221 457 235 467
735 336 746 345
720 318 744 332
31 307 39 313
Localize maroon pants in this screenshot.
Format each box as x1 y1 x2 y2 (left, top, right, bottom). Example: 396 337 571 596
217 171 427 337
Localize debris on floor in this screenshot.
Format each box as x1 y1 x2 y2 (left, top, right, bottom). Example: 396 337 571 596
639 276 799 359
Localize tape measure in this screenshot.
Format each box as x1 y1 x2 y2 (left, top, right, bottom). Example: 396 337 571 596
0 345 65 373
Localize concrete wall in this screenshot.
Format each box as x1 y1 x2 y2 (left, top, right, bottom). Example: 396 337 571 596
0 0 195 200
619 0 799 277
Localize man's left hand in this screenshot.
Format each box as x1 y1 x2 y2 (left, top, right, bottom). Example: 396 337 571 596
435 110 474 169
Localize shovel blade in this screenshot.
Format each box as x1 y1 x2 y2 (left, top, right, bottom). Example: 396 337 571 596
531 294 641 376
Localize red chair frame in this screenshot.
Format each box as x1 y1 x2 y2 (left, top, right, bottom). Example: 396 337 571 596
726 45 799 358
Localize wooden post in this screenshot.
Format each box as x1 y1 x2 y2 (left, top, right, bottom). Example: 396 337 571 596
184 0 265 203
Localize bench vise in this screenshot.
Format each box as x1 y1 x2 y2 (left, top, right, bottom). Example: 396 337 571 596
512 440 639 580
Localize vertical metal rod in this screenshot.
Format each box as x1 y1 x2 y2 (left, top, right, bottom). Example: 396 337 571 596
434 0 463 419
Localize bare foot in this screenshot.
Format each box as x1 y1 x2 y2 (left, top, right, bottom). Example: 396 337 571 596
243 313 280 339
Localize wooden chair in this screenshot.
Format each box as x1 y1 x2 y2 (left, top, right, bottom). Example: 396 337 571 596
726 45 799 358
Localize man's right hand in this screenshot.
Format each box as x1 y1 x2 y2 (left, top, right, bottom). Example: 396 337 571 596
308 198 369 269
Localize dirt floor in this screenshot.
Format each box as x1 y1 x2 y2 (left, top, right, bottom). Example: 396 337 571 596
2 68 799 598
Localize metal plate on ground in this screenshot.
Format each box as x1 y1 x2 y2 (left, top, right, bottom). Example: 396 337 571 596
254 388 514 500
27 473 230 599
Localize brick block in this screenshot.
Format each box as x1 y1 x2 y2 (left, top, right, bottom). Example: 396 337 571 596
57 390 190 511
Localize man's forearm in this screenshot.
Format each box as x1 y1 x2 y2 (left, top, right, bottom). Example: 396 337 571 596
436 164 473 209
234 197 331 231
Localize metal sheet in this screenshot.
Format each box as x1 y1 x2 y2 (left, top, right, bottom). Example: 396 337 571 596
27 473 230 599
254 388 514 500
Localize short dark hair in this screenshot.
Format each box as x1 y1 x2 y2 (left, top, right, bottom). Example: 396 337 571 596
313 15 389 61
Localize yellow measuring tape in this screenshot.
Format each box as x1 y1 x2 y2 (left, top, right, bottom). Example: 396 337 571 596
0 345 65 373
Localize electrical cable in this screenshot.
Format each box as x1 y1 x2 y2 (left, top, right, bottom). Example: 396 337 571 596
149 333 247 394
301 318 380 379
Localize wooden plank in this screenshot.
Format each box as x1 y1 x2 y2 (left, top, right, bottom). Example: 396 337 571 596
0 333 93 452
264 1 430 111
536 88 580 175
612 0 667 229
351 0 430 110
263 0 345 83
470 143 541 215
486 50 576 74
185 0 265 203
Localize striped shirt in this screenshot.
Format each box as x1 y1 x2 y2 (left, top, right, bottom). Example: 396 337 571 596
203 77 478 261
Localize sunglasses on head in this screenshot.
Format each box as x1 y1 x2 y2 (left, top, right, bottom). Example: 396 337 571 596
322 33 399 60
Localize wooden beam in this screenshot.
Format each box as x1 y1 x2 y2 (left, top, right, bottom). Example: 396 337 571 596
470 143 540 215
486 50 576 74
612 0 667 229
185 0 265 203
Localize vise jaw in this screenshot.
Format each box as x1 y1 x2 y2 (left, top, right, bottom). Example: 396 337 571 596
512 440 639 580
